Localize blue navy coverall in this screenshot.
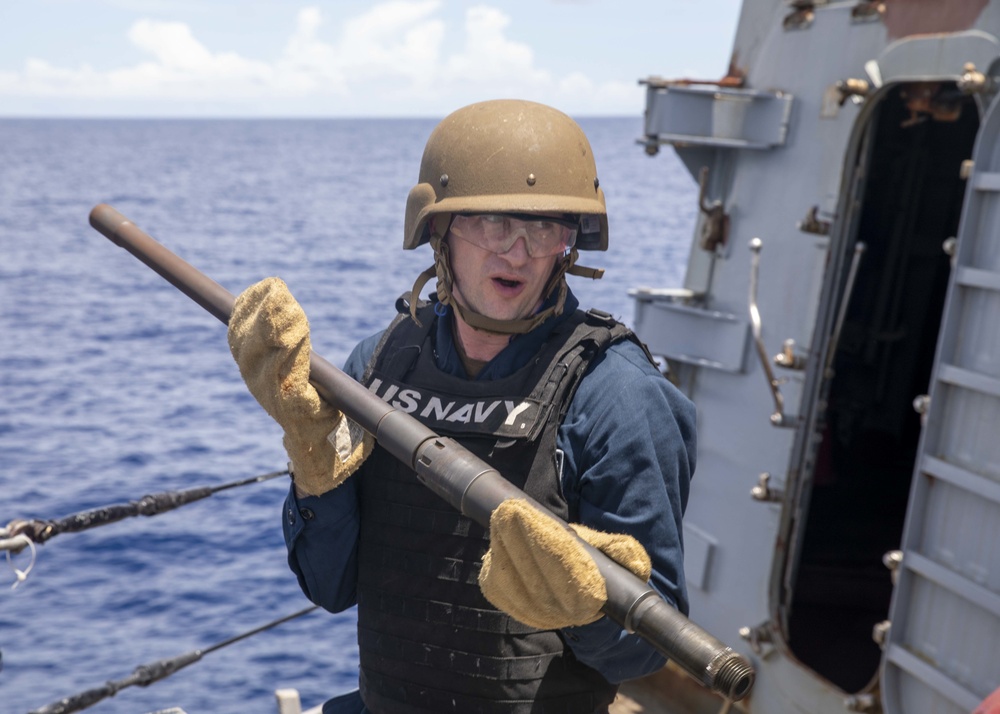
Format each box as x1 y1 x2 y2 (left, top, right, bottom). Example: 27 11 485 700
282 290 696 711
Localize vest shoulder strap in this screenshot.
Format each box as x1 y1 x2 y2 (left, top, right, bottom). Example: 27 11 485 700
362 293 435 385
529 308 647 429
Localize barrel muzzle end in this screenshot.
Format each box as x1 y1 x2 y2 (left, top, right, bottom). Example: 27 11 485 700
89 203 128 246
711 649 755 702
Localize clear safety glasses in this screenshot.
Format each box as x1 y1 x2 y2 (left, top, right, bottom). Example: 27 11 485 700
449 213 578 258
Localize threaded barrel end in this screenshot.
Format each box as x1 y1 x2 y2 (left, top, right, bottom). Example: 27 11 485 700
713 651 756 701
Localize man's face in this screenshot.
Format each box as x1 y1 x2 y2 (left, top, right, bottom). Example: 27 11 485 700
446 217 563 324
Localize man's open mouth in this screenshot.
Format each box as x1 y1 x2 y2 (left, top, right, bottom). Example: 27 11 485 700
494 277 522 288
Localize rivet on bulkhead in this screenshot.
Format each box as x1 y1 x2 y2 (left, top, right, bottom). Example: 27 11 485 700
440 174 449 187
526 174 536 186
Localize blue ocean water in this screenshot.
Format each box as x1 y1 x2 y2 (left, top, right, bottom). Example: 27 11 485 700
0 117 696 714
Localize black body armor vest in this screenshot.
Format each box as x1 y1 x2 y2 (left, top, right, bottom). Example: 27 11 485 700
354 302 639 714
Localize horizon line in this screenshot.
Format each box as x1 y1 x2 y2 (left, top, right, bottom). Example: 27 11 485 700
0 113 642 121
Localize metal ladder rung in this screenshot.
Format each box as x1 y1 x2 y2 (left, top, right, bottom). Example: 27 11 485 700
923 455 1000 507
937 364 1000 399
885 644 983 712
973 171 1000 191
904 550 1000 619
956 266 1000 292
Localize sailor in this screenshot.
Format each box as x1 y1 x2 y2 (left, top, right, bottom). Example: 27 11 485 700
227 99 695 714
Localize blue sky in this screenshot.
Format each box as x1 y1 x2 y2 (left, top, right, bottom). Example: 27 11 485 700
0 0 742 117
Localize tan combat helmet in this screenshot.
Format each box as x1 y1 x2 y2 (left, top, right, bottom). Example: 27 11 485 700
404 99 607 335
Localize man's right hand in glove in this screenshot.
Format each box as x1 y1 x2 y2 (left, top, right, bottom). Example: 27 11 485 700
227 277 372 497
478 498 652 631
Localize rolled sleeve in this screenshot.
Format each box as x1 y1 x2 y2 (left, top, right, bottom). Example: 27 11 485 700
281 333 382 612
557 340 696 682
283 469 362 613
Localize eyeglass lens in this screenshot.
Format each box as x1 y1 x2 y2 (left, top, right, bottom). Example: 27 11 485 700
449 214 577 257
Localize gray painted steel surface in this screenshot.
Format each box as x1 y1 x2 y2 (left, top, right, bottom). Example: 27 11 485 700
630 1 1000 712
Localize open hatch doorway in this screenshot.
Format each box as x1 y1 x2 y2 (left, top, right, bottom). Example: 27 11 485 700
785 81 981 694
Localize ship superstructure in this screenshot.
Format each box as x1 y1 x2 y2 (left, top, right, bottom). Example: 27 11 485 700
630 2 1000 712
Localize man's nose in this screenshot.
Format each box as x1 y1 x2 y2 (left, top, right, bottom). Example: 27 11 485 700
501 224 532 262
502 234 532 263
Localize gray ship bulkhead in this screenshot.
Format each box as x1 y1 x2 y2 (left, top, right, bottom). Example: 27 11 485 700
626 2 1000 712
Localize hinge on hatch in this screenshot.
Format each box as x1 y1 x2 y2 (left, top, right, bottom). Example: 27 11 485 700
738 621 773 655
751 472 784 503
958 62 993 95
822 78 870 118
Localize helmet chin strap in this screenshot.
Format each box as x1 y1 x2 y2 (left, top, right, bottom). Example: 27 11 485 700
407 217 604 336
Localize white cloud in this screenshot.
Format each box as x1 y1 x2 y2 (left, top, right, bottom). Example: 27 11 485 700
276 7 348 94
558 71 638 110
10 19 277 99
0 2 636 114
334 1 445 84
19 59 104 97
272 3 445 100
128 20 214 71
444 6 548 86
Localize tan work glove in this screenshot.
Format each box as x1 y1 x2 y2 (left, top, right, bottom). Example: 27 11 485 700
227 277 373 497
478 498 652 630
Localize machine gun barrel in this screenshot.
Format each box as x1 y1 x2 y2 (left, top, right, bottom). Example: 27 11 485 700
88 203 754 702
